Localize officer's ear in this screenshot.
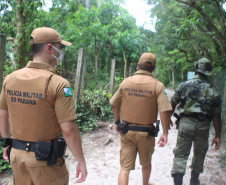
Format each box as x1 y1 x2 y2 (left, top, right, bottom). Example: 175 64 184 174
45 44 52 54
137 62 140 70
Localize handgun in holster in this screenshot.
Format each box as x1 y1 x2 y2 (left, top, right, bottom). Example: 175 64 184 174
155 120 160 137
147 120 160 139
2 137 12 162
173 113 181 130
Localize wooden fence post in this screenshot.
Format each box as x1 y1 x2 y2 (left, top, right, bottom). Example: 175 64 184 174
129 64 133 76
110 60 116 95
0 34 6 92
81 57 87 91
74 48 85 107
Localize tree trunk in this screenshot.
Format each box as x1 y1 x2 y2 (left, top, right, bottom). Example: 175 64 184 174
86 0 90 10
176 0 226 55
170 65 175 89
129 63 133 76
0 34 6 92
172 65 175 89
98 0 101 8
182 70 184 81
15 0 26 68
122 49 128 79
95 37 99 73
106 47 110 78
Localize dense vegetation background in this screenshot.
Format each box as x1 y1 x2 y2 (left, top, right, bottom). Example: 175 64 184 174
0 0 225 172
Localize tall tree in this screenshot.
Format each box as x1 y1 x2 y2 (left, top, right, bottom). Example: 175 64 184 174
0 0 44 69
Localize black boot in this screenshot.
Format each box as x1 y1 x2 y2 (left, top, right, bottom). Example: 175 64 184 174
190 170 200 185
173 173 184 185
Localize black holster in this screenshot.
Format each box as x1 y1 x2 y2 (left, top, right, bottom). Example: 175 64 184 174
2 137 12 162
173 113 181 130
147 120 160 139
35 137 66 166
154 120 160 137
117 122 129 134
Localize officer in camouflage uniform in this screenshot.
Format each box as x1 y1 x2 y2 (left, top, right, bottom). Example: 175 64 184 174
169 58 222 185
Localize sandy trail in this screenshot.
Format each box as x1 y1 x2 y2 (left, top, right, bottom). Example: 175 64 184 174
1 89 226 185
66 89 226 185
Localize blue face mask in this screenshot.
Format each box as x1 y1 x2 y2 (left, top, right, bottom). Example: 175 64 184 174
51 45 64 65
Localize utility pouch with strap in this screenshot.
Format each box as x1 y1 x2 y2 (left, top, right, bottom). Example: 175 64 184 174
35 141 51 160
11 137 66 166
36 137 66 166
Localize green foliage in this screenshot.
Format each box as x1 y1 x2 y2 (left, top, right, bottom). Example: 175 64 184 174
4 44 15 76
144 0 226 88
76 90 113 132
0 137 11 173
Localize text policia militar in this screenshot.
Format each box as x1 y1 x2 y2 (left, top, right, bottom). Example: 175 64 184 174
125 88 152 98
7 89 42 105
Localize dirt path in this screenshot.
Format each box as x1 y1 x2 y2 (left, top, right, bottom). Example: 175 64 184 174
1 89 226 185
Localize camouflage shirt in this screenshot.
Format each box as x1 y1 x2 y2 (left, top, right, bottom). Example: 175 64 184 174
171 74 221 117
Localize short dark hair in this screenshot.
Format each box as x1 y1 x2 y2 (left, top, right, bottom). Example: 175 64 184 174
30 37 47 56
139 62 155 72
30 43 47 56
30 37 59 56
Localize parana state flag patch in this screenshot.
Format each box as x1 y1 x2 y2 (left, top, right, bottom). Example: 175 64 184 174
64 87 72 97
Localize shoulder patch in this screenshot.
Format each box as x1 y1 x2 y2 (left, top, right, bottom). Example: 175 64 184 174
164 89 167 95
64 87 72 97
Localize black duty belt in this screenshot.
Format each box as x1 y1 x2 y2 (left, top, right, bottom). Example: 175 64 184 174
128 125 153 132
117 121 160 137
180 113 212 121
12 139 36 152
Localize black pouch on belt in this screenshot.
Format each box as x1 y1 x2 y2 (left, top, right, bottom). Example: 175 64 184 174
35 141 51 160
47 139 58 167
118 122 129 134
57 137 66 158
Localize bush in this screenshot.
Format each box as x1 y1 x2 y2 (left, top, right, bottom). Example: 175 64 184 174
76 89 113 132
0 137 11 173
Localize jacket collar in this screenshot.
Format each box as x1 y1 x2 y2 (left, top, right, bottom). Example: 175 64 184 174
193 74 209 82
26 61 56 73
134 70 153 77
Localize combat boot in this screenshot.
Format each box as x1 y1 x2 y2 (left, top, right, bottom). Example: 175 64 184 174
190 170 200 185
173 173 184 185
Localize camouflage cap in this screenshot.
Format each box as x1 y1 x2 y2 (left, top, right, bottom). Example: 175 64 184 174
195 58 213 76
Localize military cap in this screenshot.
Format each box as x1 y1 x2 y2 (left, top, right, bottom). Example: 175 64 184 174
29 27 71 47
139 53 156 67
195 58 213 76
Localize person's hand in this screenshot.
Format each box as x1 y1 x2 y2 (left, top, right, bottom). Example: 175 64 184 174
115 125 120 134
75 162 87 183
169 120 173 129
157 134 167 147
3 146 9 162
211 137 220 151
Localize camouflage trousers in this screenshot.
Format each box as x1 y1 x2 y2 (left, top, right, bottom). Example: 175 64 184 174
171 117 210 176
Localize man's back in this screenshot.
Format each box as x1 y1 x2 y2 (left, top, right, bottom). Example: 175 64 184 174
172 74 221 116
